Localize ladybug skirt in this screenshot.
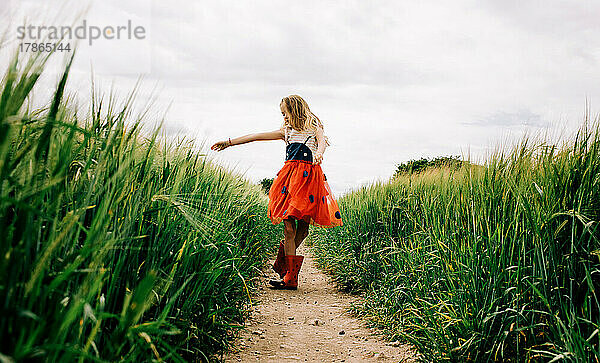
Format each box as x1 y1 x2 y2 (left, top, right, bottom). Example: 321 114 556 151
268 160 343 227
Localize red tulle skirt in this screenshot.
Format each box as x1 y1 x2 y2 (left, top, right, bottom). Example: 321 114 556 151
268 160 343 227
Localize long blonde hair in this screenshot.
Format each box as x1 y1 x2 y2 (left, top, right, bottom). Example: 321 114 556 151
281 95 330 146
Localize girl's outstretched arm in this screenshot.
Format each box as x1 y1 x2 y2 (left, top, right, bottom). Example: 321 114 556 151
211 128 284 151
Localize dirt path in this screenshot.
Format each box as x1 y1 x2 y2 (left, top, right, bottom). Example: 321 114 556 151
225 245 416 362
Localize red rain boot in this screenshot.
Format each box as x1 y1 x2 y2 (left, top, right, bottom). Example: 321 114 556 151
269 255 304 290
272 240 286 278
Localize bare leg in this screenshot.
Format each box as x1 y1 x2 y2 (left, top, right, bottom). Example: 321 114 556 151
283 218 296 255
269 218 307 290
295 219 309 249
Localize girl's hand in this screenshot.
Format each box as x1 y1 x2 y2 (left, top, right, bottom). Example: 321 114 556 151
211 140 231 151
314 152 323 165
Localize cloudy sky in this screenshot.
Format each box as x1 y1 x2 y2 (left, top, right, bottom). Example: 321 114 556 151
2 0 600 196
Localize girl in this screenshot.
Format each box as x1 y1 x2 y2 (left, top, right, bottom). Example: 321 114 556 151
211 95 343 290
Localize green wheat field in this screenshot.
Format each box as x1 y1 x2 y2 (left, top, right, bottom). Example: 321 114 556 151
1 50 599 362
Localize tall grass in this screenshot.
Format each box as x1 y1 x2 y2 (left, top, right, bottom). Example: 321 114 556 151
0 50 279 361
311 119 600 361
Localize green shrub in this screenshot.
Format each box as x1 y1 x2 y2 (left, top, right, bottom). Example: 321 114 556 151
259 177 274 194
394 155 467 177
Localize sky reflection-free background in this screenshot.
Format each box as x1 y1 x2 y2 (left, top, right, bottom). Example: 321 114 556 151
2 0 599 196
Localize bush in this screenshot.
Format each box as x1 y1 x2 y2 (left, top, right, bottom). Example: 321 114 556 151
393 155 467 177
259 177 274 194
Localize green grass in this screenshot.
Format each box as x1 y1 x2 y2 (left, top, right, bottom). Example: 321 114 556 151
0 50 279 361
311 120 600 361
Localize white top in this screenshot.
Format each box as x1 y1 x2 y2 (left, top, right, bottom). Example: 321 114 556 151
284 126 318 156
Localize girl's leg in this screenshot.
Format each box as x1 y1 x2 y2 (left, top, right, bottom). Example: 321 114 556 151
269 218 306 290
283 218 297 255
294 219 309 249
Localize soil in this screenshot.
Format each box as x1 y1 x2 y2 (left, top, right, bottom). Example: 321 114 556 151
224 245 417 362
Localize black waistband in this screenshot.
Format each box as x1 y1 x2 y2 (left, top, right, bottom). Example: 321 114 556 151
285 143 313 162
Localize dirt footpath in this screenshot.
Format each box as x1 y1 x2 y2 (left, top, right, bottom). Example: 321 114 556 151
225 245 416 362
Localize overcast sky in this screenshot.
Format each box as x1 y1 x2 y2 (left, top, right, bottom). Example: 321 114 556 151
2 0 600 196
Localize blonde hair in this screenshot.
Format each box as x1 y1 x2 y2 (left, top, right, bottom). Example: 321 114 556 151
281 95 330 146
